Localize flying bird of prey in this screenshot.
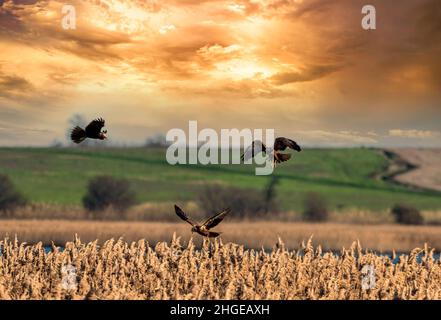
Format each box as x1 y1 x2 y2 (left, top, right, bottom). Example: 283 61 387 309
241 137 302 166
70 117 107 144
174 205 230 238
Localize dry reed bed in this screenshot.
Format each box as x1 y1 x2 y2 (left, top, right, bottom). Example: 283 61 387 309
9 204 441 224
2 220 441 252
1 236 441 300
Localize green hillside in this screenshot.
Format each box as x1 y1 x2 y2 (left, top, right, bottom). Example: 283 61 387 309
0 147 440 211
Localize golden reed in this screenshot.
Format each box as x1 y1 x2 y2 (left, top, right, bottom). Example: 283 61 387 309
0 235 440 300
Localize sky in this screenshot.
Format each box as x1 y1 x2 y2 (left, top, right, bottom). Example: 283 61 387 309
0 0 440 147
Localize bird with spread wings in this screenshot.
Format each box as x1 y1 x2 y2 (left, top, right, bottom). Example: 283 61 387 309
71 117 108 144
241 137 302 167
174 205 230 238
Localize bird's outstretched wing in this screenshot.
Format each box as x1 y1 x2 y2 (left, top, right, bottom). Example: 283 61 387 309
207 231 221 238
241 140 266 162
202 208 230 230
85 118 105 136
274 137 301 152
174 205 197 226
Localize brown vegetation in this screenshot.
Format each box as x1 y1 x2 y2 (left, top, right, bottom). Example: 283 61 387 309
391 204 424 225
1 237 440 299
1 219 441 252
302 192 329 222
8 201 441 225
83 175 136 216
197 182 279 219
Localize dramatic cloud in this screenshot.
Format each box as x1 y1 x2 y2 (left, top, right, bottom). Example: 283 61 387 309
0 0 439 146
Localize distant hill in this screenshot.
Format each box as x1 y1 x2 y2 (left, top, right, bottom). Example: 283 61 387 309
0 147 440 211
388 148 441 192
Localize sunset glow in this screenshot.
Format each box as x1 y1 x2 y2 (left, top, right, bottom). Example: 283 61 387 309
0 0 440 146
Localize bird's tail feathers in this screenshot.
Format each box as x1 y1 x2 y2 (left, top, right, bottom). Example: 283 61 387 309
71 126 87 144
275 153 291 163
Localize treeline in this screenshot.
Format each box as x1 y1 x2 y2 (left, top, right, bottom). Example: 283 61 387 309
0 173 428 225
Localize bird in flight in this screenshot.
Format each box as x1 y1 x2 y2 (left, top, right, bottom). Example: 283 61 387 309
70 117 107 144
241 137 301 166
174 205 230 238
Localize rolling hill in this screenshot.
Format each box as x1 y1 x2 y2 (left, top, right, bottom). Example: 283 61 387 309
0 147 440 212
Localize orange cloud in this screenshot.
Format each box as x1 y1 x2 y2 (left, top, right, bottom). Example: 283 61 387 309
0 0 440 146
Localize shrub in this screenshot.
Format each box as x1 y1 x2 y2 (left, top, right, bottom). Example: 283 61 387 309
198 184 266 219
0 174 27 217
391 204 423 225
302 192 329 222
83 176 136 218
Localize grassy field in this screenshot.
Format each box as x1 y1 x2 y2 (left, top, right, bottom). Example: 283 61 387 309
1 147 441 212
